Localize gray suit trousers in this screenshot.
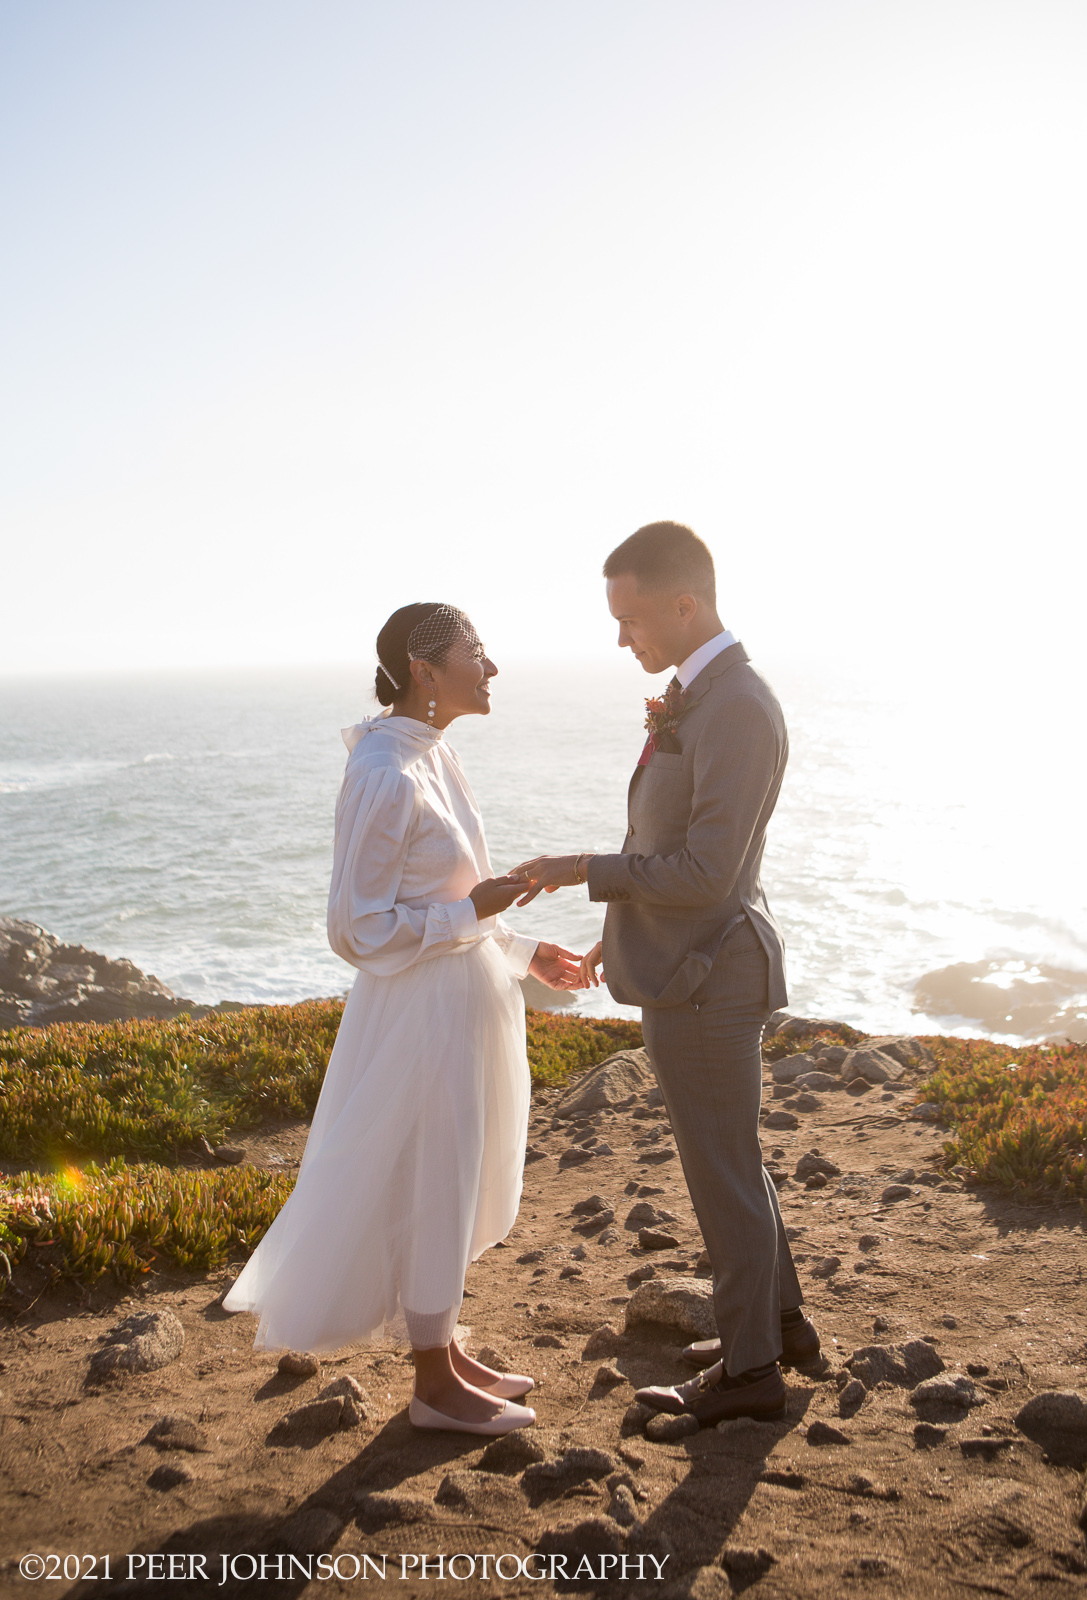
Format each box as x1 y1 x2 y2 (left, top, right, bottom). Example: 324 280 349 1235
639 920 803 1375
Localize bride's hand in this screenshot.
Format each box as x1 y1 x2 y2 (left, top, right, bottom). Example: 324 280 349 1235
469 875 529 918
529 942 585 990
579 941 603 988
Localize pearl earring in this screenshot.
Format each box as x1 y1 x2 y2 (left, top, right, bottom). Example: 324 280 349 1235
427 698 437 725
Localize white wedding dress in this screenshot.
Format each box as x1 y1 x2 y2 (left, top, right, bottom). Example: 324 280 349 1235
223 714 537 1352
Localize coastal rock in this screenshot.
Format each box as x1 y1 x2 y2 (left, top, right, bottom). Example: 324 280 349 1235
271 1396 350 1438
88 1310 184 1382
807 1420 850 1445
316 1375 366 1425
1013 1390 1087 1466
582 1324 622 1360
839 1379 867 1415
865 1036 936 1072
553 1049 656 1118
846 1340 944 1389
625 1201 677 1230
770 1052 821 1085
841 1047 903 1086
625 1275 717 1340
910 1377 981 1413
0 917 196 1028
523 1447 617 1487
475 1432 547 1474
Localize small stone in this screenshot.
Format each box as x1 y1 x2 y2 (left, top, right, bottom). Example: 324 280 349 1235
639 1228 680 1251
523 1144 547 1164
871 1314 890 1330
356 1489 432 1523
523 1447 617 1486
804 1172 828 1190
1013 1390 1087 1466
317 1375 366 1425
763 1110 799 1130
214 1146 246 1164
533 1333 564 1348
894 1168 917 1184
593 1364 627 1390
572 1193 613 1215
143 1415 209 1453
940 1314 958 1329
880 1184 913 1203
910 1376 979 1411
148 1464 191 1490
608 1483 639 1526
596 1225 620 1245
475 1432 547 1474
271 1396 347 1438
278 1350 320 1379
628 1264 656 1284
811 1256 840 1278
790 1093 822 1112
793 1071 842 1091
476 1345 510 1372
582 1324 621 1360
847 1341 944 1389
559 1265 583 1279
625 1274 716 1340
858 1235 880 1251
536 1518 624 1564
570 1244 588 1260
807 1420 850 1445
722 1546 776 1582
622 1401 656 1435
913 1422 948 1448
960 1435 1013 1458
574 1208 616 1233
908 1103 943 1122
517 1249 545 1264
966 1362 990 1378
434 1471 476 1508
646 1411 700 1441
624 1200 677 1230
847 1080 872 1096
88 1310 185 1381
839 1379 867 1414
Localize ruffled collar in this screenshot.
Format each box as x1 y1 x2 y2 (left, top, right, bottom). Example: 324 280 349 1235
341 712 443 754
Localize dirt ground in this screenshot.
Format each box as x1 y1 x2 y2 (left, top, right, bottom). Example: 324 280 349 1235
1 1045 1086 1600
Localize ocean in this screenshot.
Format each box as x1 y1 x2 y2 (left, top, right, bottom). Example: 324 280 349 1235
2 659 1084 1043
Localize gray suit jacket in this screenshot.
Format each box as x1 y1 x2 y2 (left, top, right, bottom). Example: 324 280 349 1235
586 642 788 1011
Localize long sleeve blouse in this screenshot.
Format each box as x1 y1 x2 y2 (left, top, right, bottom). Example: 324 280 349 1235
326 714 538 980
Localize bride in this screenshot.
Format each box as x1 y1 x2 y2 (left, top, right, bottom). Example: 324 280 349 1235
225 603 583 1435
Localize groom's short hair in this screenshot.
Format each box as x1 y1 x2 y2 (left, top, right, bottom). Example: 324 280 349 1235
603 521 716 604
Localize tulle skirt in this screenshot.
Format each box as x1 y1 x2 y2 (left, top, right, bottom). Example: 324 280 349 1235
223 937 530 1352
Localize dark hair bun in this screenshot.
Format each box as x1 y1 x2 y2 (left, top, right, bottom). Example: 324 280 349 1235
373 602 446 705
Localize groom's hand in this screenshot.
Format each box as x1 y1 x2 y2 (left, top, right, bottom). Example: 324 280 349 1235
512 855 594 905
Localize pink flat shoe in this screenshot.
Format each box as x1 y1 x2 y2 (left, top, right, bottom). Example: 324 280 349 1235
408 1395 536 1436
481 1373 534 1400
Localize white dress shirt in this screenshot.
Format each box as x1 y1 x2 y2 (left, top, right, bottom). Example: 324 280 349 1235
676 628 738 690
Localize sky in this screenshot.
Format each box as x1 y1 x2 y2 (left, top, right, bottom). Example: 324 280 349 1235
2 0 1086 689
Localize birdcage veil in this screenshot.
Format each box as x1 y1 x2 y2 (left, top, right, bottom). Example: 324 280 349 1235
406 605 483 665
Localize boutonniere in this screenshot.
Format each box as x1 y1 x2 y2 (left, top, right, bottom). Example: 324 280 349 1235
639 680 690 765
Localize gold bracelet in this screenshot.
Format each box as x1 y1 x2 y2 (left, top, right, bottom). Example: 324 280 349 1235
572 853 589 884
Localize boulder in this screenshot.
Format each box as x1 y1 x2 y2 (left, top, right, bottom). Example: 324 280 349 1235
0 917 195 1028
770 1052 821 1085
1013 1390 1087 1467
625 1275 716 1340
846 1340 944 1389
553 1049 656 1118
793 1071 843 1091
841 1047 903 1086
88 1310 184 1382
865 1036 936 1072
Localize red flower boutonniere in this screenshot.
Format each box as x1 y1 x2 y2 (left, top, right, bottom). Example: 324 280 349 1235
638 680 690 766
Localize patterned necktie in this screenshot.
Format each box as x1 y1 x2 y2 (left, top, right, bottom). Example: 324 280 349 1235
637 675 682 767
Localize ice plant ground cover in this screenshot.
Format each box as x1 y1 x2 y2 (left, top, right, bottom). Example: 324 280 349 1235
1 1009 1083 1298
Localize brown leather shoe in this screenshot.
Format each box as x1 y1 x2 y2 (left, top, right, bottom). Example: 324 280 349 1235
682 1314 820 1371
635 1360 786 1426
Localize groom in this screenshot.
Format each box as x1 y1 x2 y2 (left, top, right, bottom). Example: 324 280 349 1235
515 521 817 1423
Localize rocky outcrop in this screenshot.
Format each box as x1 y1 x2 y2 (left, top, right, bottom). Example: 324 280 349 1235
0 917 197 1029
